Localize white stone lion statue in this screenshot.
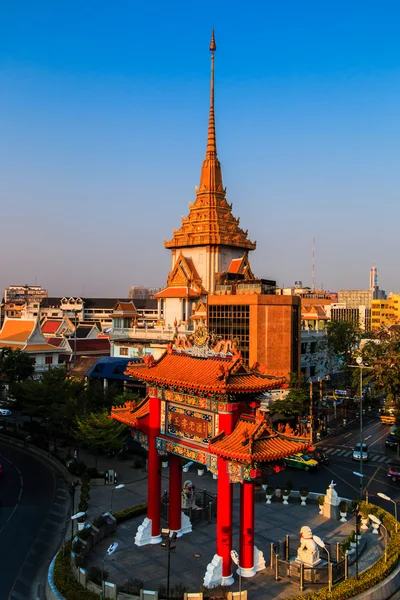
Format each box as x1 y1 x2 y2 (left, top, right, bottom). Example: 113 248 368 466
299 526 318 553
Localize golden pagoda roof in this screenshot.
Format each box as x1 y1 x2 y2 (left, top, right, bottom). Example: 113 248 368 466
164 31 256 252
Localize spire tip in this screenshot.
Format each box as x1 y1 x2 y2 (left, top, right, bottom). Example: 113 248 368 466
210 28 216 52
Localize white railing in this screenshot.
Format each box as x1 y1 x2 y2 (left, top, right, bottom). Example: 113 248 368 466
111 327 176 341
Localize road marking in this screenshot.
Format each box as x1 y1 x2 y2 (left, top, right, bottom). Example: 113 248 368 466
324 465 360 493
364 435 372 441
369 431 390 447
344 433 352 438
370 454 380 462
324 448 335 454
337 450 347 456
378 457 387 463
330 449 342 455
344 451 352 457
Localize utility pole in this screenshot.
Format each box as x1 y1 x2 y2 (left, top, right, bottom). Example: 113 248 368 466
309 380 313 443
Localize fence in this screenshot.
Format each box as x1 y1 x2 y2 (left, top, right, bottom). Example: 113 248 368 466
270 539 348 592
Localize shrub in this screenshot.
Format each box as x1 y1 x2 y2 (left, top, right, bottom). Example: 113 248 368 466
284 480 294 491
300 487 309 497
120 578 144 595
158 583 187 600
282 487 291 496
81 472 91 485
266 486 275 495
339 500 348 512
200 584 230 599
77 527 92 541
114 504 147 524
92 515 108 529
87 565 108 586
54 543 98 600
72 539 84 555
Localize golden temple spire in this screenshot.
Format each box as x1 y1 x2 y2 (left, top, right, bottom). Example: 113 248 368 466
206 28 217 160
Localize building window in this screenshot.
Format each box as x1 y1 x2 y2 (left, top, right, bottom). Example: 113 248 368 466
301 343 307 354
208 304 250 364
45 356 53 365
120 347 129 356
310 342 316 354
310 366 316 377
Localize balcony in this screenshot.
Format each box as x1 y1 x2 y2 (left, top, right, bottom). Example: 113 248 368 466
111 326 176 342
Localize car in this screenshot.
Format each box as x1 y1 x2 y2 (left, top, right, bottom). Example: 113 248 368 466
283 453 319 471
387 464 400 482
352 443 369 461
310 449 329 465
385 434 400 448
0 408 11 416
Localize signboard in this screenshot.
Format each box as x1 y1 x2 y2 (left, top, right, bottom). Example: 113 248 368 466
167 403 213 445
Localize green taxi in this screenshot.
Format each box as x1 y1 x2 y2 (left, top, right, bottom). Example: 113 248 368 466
284 453 319 471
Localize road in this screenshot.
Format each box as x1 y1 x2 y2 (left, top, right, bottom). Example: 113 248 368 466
268 416 400 513
0 442 69 600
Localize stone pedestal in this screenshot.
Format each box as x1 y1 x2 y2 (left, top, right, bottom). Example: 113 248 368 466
323 503 340 520
135 518 162 546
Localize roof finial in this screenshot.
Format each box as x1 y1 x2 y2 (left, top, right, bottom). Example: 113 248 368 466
206 28 217 159
210 27 217 52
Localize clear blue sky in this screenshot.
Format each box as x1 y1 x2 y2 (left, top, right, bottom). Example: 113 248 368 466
2 1 400 296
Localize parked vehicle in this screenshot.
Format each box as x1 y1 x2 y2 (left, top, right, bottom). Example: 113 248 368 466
387 464 400 482
0 408 12 416
310 449 329 465
283 453 319 471
385 434 400 448
352 443 369 461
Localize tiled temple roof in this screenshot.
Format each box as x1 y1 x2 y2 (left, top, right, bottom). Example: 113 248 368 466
111 398 150 427
209 413 310 462
125 348 284 394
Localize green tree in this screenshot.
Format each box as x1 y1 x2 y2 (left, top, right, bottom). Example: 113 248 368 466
75 411 128 466
269 373 309 417
326 321 361 385
0 348 35 383
362 326 400 408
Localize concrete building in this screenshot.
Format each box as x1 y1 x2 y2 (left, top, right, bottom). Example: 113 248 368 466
371 293 400 330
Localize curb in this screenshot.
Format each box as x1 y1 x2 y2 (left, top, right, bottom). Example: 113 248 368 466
45 553 66 600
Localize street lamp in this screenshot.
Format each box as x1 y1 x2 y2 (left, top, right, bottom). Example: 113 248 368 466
349 492 362 579
377 492 398 533
161 528 177 600
100 542 119 600
313 536 332 592
230 550 243 597
353 471 365 501
369 514 387 563
110 483 125 513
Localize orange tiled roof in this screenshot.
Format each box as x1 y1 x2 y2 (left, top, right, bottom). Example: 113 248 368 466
0 319 35 343
209 414 310 462
155 287 201 299
111 398 150 427
126 350 284 394
24 343 60 352
228 258 242 274
0 342 22 350
41 320 62 334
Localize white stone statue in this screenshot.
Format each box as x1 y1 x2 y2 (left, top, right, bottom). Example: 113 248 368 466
181 480 196 509
296 526 321 566
325 480 340 506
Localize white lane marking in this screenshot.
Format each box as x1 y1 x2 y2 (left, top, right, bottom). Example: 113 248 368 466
344 451 352 457
324 465 360 493
369 431 391 447
364 435 372 441
330 449 342 455
0 457 24 535
344 433 352 438
378 457 387 463
369 454 380 462
337 450 347 456
364 466 381 494
325 448 335 454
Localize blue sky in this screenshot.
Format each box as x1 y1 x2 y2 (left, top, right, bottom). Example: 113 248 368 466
2 1 400 296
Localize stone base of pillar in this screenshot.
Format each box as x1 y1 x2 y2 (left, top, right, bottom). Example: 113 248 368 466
254 546 266 572
180 511 192 535
134 518 161 546
237 566 256 578
221 575 234 586
203 554 223 588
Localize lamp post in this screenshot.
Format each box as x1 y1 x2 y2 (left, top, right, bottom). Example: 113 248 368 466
350 358 373 499
110 483 125 513
100 542 119 600
230 550 243 597
369 514 387 563
377 492 398 533
313 535 332 592
161 528 177 600
68 482 80 539
350 490 362 580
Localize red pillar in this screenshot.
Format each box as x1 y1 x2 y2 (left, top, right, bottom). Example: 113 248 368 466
216 409 236 582
148 394 161 541
168 453 182 532
239 481 255 576
217 456 233 580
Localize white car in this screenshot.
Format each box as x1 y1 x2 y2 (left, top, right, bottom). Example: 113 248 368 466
0 409 12 416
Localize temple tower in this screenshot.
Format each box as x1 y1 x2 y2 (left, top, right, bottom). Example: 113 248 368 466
157 30 256 329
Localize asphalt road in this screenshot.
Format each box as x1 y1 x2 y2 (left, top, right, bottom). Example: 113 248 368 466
268 416 400 513
0 442 68 600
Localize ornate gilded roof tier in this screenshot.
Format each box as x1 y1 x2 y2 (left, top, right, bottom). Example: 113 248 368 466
165 30 256 252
